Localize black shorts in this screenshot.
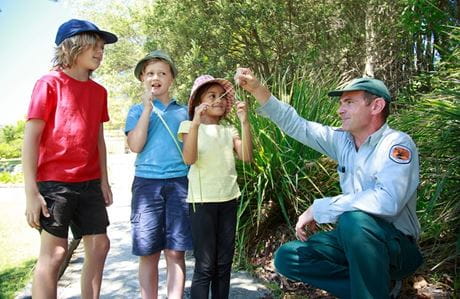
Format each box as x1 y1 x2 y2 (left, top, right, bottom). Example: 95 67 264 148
38 180 109 239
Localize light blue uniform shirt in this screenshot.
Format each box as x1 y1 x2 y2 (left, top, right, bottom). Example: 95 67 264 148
257 95 421 238
125 99 189 179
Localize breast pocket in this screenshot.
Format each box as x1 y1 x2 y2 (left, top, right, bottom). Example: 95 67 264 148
337 165 353 194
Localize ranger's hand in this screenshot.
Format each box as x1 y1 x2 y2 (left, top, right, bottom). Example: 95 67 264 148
295 206 317 241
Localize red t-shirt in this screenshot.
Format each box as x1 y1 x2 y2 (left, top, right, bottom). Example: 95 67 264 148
27 71 109 182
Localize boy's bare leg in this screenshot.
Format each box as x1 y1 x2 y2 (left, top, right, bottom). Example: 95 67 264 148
32 230 68 299
81 234 110 299
139 252 161 299
164 249 186 299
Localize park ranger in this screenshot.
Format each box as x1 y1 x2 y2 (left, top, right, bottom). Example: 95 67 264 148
235 68 423 299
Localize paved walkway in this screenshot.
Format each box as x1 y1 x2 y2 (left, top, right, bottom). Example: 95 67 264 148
17 153 272 299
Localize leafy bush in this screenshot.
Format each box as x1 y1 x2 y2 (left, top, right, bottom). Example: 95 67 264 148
390 26 459 286
0 140 22 159
0 172 23 184
0 120 24 159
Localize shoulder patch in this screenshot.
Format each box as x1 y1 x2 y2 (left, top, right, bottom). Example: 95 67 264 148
389 145 412 164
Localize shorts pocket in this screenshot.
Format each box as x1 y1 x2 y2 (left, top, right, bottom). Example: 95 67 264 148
130 213 141 224
131 211 162 233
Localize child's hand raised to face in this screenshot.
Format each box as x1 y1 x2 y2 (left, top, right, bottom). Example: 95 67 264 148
141 88 154 109
235 101 249 123
192 103 209 125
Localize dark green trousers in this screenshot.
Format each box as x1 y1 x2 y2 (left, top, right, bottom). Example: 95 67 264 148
274 211 423 299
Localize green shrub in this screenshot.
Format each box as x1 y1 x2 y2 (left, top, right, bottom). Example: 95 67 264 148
389 26 459 284
0 172 23 184
0 120 24 159
0 140 22 159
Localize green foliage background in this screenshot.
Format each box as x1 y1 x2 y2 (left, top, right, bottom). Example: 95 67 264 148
390 27 460 285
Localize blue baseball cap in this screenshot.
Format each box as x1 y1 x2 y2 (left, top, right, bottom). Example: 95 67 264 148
55 19 118 46
328 77 392 102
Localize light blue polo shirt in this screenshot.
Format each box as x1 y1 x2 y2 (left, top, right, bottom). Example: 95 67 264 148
125 99 189 179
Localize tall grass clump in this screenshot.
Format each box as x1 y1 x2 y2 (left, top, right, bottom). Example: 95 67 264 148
228 69 343 266
391 26 459 291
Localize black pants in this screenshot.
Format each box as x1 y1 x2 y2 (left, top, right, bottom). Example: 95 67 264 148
190 199 237 299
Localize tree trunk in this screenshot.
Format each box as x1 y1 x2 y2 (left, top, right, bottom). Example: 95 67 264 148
363 1 376 77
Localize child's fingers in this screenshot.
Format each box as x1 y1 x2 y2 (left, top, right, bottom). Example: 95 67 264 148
195 103 207 110
26 212 37 228
235 101 247 110
195 104 209 117
40 198 50 218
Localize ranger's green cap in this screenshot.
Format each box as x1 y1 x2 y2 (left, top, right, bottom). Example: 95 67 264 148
134 50 178 80
328 77 391 102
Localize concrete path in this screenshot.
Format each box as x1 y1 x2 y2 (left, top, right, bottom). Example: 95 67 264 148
16 153 272 299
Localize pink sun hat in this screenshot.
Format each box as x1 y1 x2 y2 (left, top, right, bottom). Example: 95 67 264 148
188 75 235 119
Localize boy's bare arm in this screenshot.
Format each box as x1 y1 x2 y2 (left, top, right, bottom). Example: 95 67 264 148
98 124 113 206
127 98 153 153
22 119 49 228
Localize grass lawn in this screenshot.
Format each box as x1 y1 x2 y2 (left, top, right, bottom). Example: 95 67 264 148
0 186 40 299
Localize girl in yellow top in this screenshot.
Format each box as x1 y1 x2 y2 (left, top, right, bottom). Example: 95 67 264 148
178 75 253 298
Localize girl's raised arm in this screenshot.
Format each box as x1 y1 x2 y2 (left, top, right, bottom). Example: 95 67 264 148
182 104 207 165
234 101 253 162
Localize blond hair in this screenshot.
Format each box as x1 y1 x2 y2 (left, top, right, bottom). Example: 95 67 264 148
52 32 103 70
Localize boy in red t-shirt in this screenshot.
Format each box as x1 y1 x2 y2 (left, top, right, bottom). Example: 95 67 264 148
22 19 117 299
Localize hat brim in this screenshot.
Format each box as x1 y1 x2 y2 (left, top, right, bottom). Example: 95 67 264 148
328 90 345 97
134 55 178 81
328 88 391 102
96 30 118 44
327 88 362 97
55 29 118 46
189 79 235 103
134 57 150 81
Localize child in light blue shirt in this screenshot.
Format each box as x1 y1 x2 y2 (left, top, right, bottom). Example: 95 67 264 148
125 50 192 299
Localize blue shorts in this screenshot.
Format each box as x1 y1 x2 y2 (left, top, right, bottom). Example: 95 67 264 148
130 176 193 256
